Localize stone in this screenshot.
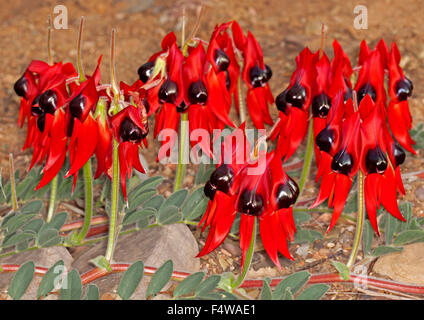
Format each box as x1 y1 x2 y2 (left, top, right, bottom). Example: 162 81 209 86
414 186 424 202
295 243 310 258
0 247 73 300
71 224 200 299
373 243 424 285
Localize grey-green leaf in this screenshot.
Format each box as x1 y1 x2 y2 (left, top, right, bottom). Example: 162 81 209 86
143 195 165 211
128 189 157 210
123 208 156 226
331 261 349 280
84 284 100 300
37 260 65 298
182 187 209 220
118 261 144 300
371 245 403 257
194 275 221 297
260 278 272 300
296 284 329 300
393 230 424 245
2 231 34 248
174 272 205 298
162 189 188 208
37 228 61 247
60 269 82 300
282 287 294 300
8 261 35 300
145 260 173 299
23 219 44 234
157 205 182 225
47 212 68 231
293 229 323 244
21 200 44 214
272 271 310 299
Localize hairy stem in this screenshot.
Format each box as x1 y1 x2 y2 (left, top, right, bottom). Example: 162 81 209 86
75 160 94 243
8 154 18 211
46 176 58 223
237 78 246 124
77 17 86 82
174 113 189 191
105 29 120 263
347 171 365 269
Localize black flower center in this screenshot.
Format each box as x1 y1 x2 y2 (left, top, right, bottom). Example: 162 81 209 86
214 48 230 72
392 143 406 167
249 64 272 88
31 95 43 116
316 127 334 154
312 93 331 118
14 75 28 98
119 117 143 143
357 82 376 104
286 82 306 109
39 89 58 114
275 177 299 209
395 77 413 101
37 114 46 132
365 147 388 174
137 61 155 83
158 79 178 104
188 81 208 105
275 89 288 114
69 93 86 120
237 189 264 216
331 149 353 176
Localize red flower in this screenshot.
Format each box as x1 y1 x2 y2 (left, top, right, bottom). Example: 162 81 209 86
198 126 298 268
240 31 274 129
358 96 406 234
387 42 415 154
274 47 317 160
111 105 148 201
312 95 361 232
65 57 103 187
354 42 386 106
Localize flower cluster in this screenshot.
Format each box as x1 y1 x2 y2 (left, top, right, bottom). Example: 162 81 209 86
14 57 149 200
136 21 274 160
198 125 298 268
273 39 413 234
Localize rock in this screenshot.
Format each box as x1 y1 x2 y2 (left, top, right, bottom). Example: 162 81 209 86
222 240 242 257
415 186 424 201
373 243 424 285
0 247 73 300
295 243 310 258
72 224 200 299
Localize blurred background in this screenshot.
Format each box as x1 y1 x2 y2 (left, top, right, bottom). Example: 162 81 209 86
1 0 423 173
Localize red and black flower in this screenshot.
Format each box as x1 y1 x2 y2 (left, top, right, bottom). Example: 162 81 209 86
198 126 299 268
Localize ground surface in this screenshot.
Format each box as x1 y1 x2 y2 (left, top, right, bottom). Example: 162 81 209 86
1 0 424 300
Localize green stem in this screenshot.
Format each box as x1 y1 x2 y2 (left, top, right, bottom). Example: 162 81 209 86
105 29 120 263
232 218 257 288
237 78 246 124
347 171 365 269
105 137 119 262
174 112 189 191
8 154 18 212
75 160 93 242
296 118 314 202
46 175 58 223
